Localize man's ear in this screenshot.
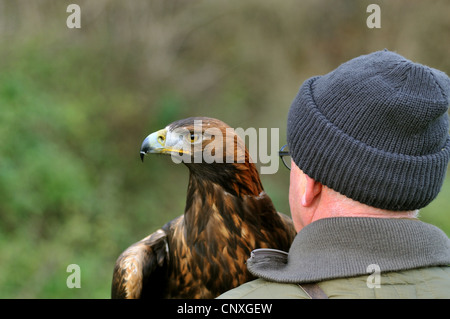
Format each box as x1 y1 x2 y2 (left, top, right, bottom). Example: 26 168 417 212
301 174 323 207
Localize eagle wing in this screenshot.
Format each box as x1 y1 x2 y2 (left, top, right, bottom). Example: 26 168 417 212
111 227 170 299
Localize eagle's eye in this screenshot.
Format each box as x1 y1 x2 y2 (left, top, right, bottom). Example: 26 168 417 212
187 133 200 143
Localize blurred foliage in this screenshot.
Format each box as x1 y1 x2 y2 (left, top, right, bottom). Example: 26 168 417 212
0 0 449 298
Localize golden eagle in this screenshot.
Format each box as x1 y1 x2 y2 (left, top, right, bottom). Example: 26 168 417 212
111 117 296 298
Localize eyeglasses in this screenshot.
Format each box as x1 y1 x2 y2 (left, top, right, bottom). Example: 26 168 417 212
279 144 291 170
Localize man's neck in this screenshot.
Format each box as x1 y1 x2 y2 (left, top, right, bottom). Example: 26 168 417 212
311 186 419 223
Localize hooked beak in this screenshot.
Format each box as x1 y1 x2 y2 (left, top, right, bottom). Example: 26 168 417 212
139 129 167 162
139 150 146 162
139 128 188 162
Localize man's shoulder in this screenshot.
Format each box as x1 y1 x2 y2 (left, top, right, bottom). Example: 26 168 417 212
319 266 450 298
217 278 310 299
217 266 450 299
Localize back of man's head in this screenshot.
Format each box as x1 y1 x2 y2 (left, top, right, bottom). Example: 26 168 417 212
287 49 450 212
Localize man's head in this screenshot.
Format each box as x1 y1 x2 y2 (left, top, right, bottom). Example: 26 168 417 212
287 50 450 228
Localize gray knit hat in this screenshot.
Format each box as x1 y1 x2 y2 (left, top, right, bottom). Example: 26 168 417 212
287 50 450 211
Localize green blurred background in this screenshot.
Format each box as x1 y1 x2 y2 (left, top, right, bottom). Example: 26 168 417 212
0 0 449 298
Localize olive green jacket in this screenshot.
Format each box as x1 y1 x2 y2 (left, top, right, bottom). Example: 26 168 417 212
218 217 450 299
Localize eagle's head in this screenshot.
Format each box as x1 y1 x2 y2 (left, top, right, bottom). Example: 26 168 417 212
140 117 262 196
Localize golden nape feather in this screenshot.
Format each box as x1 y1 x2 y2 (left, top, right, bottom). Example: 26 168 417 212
111 117 296 299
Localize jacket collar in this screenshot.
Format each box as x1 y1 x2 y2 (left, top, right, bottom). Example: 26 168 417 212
247 217 450 283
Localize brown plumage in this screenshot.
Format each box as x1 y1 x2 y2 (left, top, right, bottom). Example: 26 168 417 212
111 117 296 298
